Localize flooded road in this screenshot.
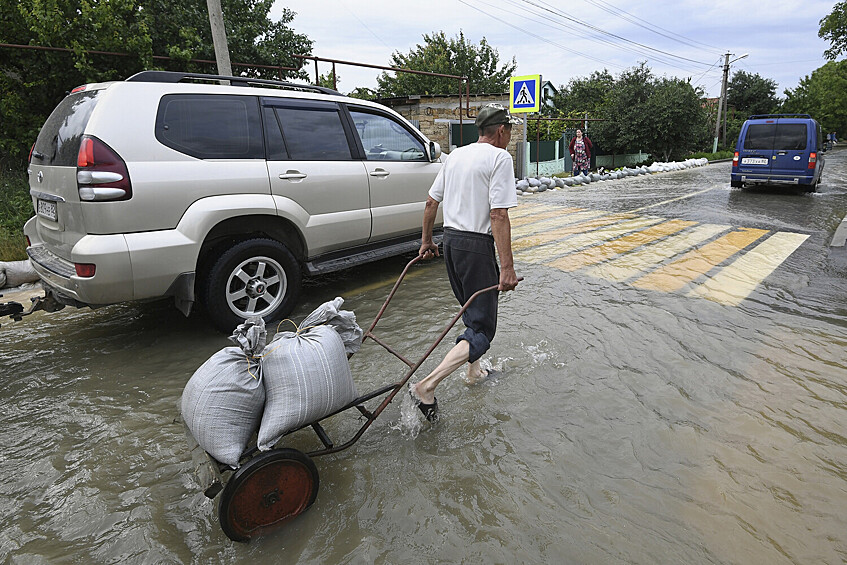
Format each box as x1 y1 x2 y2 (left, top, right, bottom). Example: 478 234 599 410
2 152 847 564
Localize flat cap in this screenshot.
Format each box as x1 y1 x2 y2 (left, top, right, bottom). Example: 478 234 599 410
475 103 523 129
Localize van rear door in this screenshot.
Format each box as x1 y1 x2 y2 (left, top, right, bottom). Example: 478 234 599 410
738 122 775 175
770 120 809 180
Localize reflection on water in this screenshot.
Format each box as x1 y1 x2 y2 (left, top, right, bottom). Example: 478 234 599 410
2 159 847 563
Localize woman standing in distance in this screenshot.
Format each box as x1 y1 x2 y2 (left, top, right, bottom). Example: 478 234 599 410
569 129 593 177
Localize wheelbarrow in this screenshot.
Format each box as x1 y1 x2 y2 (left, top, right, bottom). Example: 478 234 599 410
184 255 520 542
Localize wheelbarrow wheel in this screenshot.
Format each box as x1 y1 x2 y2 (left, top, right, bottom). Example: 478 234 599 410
218 448 319 542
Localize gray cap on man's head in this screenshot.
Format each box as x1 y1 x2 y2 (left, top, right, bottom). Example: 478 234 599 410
475 104 523 129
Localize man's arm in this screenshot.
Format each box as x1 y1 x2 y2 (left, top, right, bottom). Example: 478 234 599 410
419 196 441 258
490 208 518 291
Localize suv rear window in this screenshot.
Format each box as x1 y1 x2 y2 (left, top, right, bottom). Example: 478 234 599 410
32 90 100 166
263 99 352 161
156 94 263 159
743 123 807 151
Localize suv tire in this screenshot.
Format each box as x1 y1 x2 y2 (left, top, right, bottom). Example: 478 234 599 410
203 238 301 333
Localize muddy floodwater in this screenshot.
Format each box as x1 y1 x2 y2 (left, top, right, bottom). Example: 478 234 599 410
2 159 847 564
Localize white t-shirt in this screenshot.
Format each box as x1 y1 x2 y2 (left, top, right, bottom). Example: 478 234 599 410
428 142 518 234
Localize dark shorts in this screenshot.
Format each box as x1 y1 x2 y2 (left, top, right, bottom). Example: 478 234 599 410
443 227 499 363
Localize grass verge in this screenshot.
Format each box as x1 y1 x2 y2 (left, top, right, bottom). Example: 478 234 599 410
1 162 33 262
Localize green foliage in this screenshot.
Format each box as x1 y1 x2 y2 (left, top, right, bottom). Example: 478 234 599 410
0 0 312 166
727 70 780 118
782 60 847 134
549 70 613 117
819 1 847 60
561 63 710 161
317 71 339 91
0 161 32 261
347 87 378 100
376 31 516 97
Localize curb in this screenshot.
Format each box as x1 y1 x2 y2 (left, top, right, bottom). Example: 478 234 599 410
832 217 847 247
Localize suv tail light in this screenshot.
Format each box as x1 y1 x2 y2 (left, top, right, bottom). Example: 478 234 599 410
808 152 817 169
76 136 132 201
732 151 739 167
74 263 96 277
28 143 35 163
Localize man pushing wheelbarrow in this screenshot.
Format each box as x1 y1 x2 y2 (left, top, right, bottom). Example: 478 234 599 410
411 103 523 422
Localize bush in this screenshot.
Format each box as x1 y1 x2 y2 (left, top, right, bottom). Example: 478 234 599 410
0 161 33 261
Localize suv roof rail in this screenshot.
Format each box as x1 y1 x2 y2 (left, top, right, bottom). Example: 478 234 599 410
748 113 813 120
125 70 342 96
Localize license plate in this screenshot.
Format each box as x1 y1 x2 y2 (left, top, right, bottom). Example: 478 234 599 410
741 157 769 165
37 199 57 221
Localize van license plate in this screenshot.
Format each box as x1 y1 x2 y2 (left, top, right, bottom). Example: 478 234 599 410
741 158 768 165
37 199 57 221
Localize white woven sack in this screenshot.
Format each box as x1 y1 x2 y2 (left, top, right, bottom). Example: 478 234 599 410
181 318 266 468
258 324 357 450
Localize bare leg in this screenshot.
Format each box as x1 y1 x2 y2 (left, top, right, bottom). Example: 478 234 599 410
411 340 470 404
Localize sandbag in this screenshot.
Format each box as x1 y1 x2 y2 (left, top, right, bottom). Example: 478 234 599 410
258 323 358 451
298 296 364 355
181 317 266 468
0 260 39 288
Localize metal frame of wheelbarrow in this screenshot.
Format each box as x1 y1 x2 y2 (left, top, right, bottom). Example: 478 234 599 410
190 255 517 542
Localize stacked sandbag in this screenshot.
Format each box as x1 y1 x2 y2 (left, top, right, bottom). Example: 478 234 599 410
0 260 39 289
181 317 267 468
181 298 362 467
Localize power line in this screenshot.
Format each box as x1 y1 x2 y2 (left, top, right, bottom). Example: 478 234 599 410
519 0 716 67
455 0 626 70
580 0 723 53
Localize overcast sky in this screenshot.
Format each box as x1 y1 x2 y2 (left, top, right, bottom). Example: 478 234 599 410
270 0 835 100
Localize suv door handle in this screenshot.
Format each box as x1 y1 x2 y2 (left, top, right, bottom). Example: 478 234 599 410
369 169 390 178
279 171 307 180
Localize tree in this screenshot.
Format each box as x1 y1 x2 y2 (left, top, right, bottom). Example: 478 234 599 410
0 0 313 164
782 60 847 135
644 77 709 161
592 63 654 156
726 70 779 118
550 70 614 117
376 31 516 97
819 1 847 60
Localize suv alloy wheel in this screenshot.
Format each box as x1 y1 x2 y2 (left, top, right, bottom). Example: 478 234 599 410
203 238 301 333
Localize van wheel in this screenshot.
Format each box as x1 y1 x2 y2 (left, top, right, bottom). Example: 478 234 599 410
204 238 301 333
730 180 743 188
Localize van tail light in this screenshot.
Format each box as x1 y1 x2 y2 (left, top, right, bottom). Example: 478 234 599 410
732 151 739 167
76 136 132 201
808 152 817 169
25 235 31 247
74 263 96 278
28 143 35 163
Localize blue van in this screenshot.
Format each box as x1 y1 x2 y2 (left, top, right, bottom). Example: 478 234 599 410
731 114 825 192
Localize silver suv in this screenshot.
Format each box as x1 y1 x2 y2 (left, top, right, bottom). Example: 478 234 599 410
25 71 443 332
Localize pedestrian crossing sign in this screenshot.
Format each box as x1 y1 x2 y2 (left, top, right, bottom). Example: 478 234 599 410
510 75 541 113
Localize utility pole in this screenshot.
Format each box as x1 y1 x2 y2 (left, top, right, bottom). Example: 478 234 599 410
206 0 232 78
712 51 748 153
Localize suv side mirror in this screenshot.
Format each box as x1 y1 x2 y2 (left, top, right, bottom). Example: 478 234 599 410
429 141 442 162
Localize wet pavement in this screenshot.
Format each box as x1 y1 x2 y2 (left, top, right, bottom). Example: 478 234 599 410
1 151 847 564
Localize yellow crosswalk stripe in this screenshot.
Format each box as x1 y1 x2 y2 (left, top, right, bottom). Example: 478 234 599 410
585 223 730 282
687 232 810 305
512 209 606 238
510 207 583 228
513 213 634 252
546 219 697 272
522 216 664 263
631 227 769 293
509 203 550 218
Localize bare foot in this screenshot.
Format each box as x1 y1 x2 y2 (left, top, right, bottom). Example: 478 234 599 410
410 381 435 405
465 367 491 385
